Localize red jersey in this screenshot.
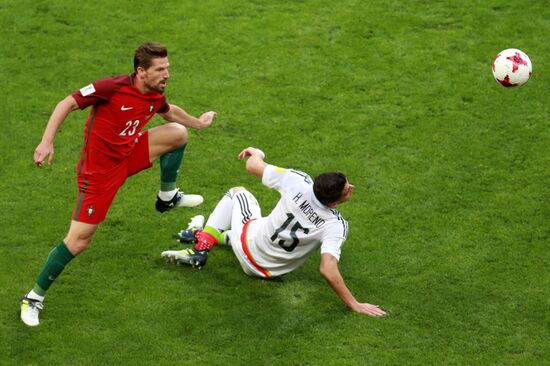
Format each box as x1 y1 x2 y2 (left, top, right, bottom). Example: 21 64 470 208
72 74 170 175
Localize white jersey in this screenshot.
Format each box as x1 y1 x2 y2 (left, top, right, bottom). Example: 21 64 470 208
241 164 349 278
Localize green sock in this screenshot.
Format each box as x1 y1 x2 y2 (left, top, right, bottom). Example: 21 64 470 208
33 241 75 296
160 144 186 191
204 226 224 243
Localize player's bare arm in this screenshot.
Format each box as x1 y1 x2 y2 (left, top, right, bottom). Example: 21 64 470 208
34 95 79 167
158 104 216 129
320 253 386 317
237 147 267 178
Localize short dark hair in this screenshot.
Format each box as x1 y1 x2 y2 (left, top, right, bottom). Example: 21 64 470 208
313 172 347 206
134 42 168 71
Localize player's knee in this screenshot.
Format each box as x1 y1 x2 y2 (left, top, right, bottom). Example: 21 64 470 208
64 228 95 255
64 237 92 256
230 186 246 196
167 122 188 147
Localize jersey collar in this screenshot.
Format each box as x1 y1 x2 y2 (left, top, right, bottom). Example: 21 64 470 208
310 191 327 210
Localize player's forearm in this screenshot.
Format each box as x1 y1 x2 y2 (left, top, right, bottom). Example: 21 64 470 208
322 267 359 309
163 105 208 129
245 150 267 178
41 96 78 143
320 254 360 309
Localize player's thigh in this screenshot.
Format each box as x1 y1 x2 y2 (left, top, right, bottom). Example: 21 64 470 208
147 123 188 162
127 131 153 177
230 189 262 234
72 172 126 225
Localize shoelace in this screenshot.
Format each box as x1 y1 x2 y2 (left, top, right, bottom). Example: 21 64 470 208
24 298 44 311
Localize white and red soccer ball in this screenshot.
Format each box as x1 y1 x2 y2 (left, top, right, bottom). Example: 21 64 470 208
492 48 532 87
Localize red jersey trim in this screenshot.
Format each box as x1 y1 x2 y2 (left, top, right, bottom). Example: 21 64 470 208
77 106 98 175
240 219 271 279
73 180 88 220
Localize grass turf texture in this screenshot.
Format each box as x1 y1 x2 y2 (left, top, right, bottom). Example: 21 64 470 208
1 0 549 365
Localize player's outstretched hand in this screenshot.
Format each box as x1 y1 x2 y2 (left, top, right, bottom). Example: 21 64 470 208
352 302 386 317
34 141 54 167
199 111 217 127
237 147 264 161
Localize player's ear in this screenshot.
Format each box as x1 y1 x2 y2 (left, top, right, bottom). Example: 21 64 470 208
136 66 146 78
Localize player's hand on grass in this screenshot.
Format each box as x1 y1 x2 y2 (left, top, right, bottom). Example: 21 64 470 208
352 302 386 317
34 141 54 167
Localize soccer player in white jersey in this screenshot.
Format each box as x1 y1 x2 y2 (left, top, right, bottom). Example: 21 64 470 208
162 147 386 316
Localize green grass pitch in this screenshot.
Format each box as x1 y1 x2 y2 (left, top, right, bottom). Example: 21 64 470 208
0 1 548 365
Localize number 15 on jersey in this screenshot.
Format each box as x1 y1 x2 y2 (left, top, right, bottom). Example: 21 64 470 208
270 213 309 252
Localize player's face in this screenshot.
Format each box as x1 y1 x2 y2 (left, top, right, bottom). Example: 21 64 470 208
140 57 170 93
339 181 355 203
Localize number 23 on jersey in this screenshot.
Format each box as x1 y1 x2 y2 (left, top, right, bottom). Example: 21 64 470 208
119 119 140 136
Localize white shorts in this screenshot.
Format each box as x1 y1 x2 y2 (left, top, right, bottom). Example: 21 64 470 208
228 190 266 277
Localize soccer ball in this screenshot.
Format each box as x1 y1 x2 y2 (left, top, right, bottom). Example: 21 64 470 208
492 48 532 87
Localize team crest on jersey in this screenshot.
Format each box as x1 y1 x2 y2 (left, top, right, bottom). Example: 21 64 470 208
276 167 287 173
86 205 95 216
145 103 155 119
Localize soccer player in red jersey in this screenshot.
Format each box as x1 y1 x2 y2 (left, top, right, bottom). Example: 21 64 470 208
20 43 217 326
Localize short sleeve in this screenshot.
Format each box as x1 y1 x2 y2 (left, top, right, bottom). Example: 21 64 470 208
320 239 344 261
320 218 349 261
71 75 129 110
262 165 313 193
157 98 170 113
261 164 288 191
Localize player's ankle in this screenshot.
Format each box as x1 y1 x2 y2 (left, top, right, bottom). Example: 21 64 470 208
194 231 218 251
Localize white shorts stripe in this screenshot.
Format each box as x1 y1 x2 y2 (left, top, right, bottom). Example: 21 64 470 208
236 192 252 223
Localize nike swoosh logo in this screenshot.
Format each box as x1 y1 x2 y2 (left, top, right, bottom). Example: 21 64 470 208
121 105 133 111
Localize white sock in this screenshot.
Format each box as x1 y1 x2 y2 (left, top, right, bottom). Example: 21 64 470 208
159 189 178 201
27 290 44 302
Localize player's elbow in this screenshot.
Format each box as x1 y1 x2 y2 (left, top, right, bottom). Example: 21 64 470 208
60 95 79 112
319 261 332 280
319 254 339 280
